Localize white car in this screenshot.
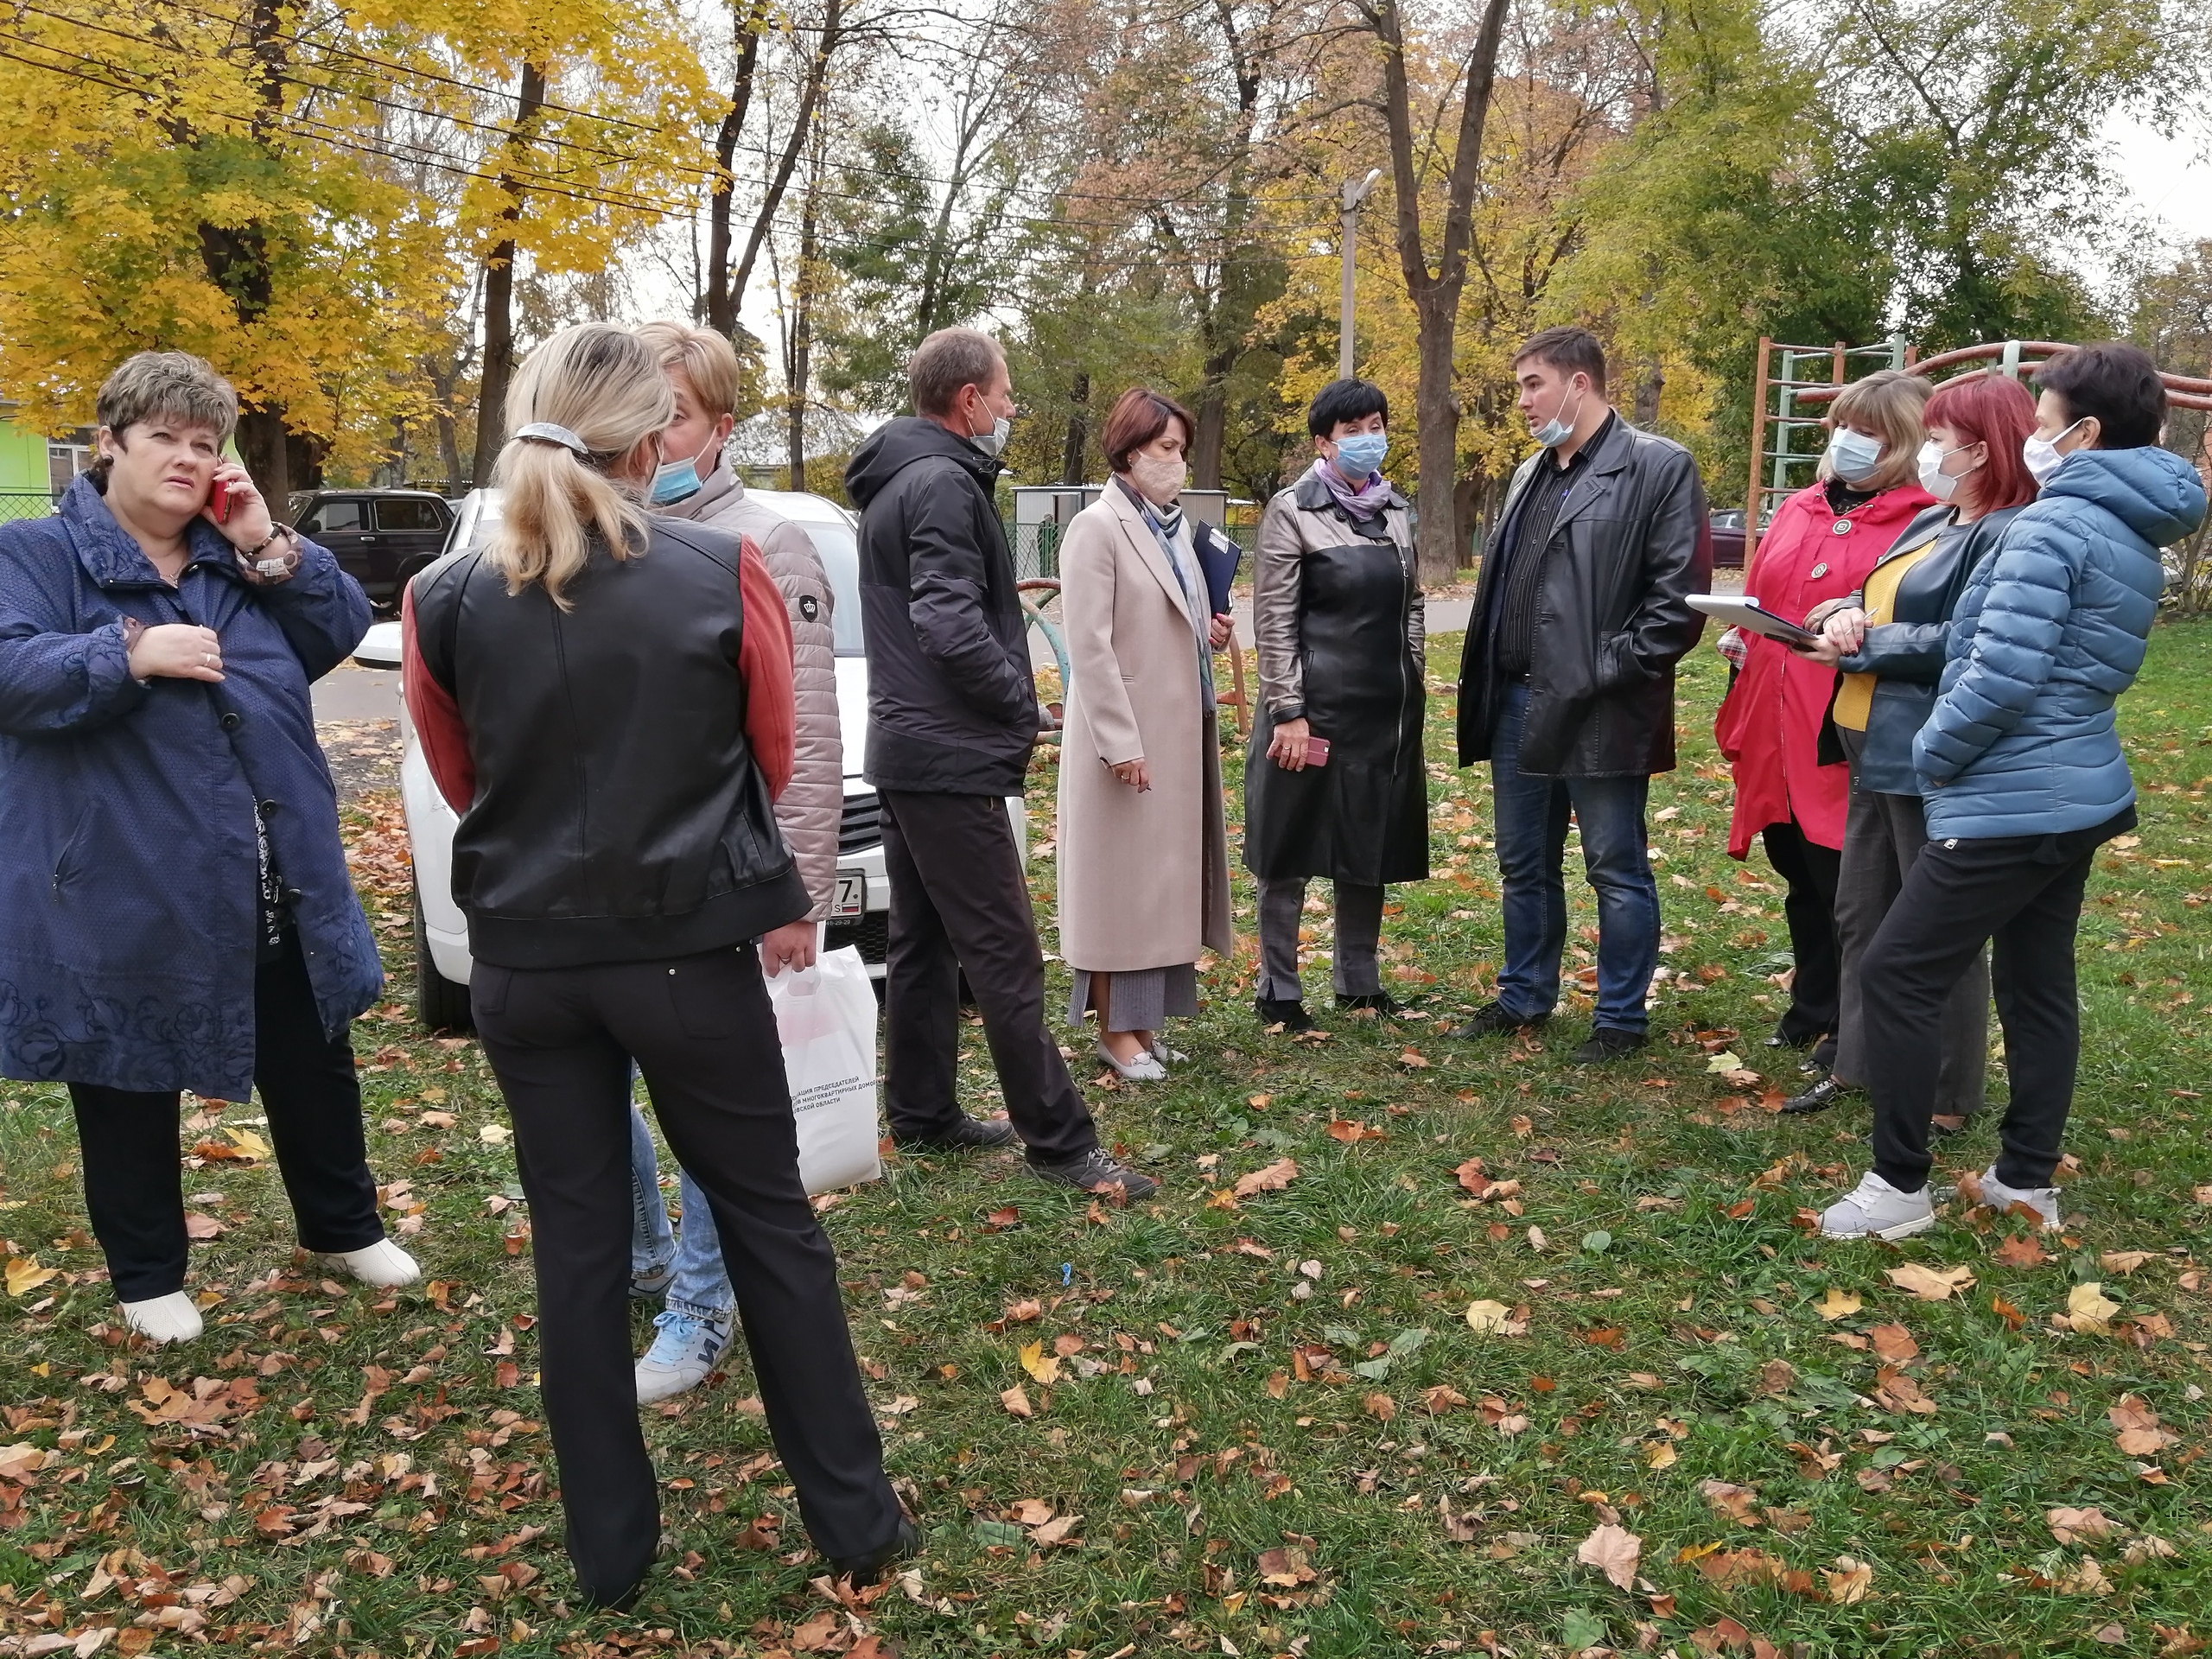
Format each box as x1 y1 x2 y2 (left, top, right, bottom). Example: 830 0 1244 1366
352 486 1022 1031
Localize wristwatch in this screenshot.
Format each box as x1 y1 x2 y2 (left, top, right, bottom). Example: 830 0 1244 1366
238 523 303 584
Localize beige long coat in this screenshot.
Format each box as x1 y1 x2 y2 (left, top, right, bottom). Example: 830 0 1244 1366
1055 483 1232 973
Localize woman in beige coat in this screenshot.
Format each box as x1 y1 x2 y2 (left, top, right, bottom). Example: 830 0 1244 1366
1057 389 1233 1079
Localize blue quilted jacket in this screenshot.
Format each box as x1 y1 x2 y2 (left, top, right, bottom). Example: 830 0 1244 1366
1916 446 2207 839
0 476 382 1099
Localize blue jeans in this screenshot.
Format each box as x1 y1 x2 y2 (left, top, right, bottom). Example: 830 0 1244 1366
1488 683 1660 1034
628 1100 735 1319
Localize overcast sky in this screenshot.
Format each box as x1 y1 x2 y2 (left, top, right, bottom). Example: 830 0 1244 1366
2101 110 2212 267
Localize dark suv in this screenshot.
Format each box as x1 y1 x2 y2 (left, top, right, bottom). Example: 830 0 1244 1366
289 489 454 606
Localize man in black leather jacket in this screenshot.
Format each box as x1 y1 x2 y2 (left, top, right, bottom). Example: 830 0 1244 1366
846 327 1154 1199
1453 327 1712 1062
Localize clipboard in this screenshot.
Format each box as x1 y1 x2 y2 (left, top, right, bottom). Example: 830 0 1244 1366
1688 594 1821 649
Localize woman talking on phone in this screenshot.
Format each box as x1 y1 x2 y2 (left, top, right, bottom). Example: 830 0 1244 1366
1243 378 1427 1033
0 351 412 1345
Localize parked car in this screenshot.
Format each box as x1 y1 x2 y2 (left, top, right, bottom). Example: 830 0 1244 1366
1709 509 1748 569
289 488 454 607
353 486 1025 1030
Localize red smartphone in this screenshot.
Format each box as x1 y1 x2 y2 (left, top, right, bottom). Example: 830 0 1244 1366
209 478 232 522
1303 735 1331 767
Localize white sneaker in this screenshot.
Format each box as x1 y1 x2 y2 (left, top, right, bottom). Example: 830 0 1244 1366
1818 1172 1937 1240
119 1292 203 1344
324 1239 423 1288
635 1310 731 1405
1976 1166 2062 1230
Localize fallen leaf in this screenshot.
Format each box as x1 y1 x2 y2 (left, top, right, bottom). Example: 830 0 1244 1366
1995 1233 2050 1268
1362 1392 1396 1422
1824 1555 1874 1605
1645 1441 1679 1470
1453 1158 1488 1194
1577 1522 1643 1590
3 1256 57 1298
183 1212 225 1241
1886 1262 1974 1301
1699 1479 1761 1526
1422 1384 1468 1413
1872 1366 1936 1416
2046 1507 2117 1545
1003 1299 1043 1324
2056 1556 2114 1597
1019 1342 1061 1386
1030 1514 1081 1547
2100 1250 2152 1277
1009 1498 1054 1525
1463 1300 1522 1336
477 1123 512 1145
1814 1287 1861 1321
1398 1048 1431 1069
2068 1281 2121 1335
1255 1545 1317 1587
1867 1323 1919 1364
1233 1159 1300 1198
999 1385 1033 1419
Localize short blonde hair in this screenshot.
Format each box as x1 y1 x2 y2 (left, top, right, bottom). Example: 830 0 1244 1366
1824 369 1933 493
488 324 675 610
635 320 744 421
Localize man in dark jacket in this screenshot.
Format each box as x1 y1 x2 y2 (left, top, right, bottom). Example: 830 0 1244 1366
846 327 1154 1199
1453 326 1711 1062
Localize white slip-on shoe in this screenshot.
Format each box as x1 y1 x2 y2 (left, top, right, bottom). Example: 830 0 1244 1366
634 1310 731 1405
1096 1039 1166 1083
1975 1166 2062 1230
325 1239 423 1288
119 1292 204 1344
1818 1172 1937 1241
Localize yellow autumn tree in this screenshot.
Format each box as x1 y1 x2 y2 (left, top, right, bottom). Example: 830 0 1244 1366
0 0 711 498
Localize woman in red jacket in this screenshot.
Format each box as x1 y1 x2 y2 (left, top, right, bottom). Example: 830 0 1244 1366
1714 370 1934 1066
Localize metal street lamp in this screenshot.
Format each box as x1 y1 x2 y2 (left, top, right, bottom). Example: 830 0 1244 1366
1338 168 1382 380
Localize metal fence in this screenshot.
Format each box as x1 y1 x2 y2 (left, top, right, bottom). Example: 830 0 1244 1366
1 491 55 524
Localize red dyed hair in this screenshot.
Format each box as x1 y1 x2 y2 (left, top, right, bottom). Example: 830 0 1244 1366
1923 372 2039 512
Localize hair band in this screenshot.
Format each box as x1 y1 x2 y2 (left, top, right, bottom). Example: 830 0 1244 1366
514 422 591 456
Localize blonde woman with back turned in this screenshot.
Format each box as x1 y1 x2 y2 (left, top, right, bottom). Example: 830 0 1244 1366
402 324 909 1610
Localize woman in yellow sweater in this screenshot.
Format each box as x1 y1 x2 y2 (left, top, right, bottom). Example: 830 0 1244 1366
1783 372 2041 1122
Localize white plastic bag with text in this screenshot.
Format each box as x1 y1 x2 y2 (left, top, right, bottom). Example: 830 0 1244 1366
765 944 882 1195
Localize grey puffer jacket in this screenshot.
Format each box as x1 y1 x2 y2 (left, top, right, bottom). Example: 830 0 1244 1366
657 462 841 921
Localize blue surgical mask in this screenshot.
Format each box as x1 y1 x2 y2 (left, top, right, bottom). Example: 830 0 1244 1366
1532 382 1585 449
1826 428 1884 484
649 433 718 506
1332 431 1389 477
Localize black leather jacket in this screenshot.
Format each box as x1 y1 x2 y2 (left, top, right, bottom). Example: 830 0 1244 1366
410 520 806 969
1457 417 1711 777
1821 503 2023 794
845 418 1037 797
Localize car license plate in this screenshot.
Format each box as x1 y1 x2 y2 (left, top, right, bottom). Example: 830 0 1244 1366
833 869 866 919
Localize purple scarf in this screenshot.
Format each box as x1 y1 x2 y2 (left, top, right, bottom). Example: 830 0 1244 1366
1312 457 1390 521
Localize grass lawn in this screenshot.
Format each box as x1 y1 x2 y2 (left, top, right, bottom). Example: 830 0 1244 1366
5 621 2211 1659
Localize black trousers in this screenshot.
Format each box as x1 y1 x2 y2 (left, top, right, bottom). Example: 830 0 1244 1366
1760 819 1842 1049
67 931 384 1303
1861 810 2129 1193
879 789 1098 1164
470 943 900 1605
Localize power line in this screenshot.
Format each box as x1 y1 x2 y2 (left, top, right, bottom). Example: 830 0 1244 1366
39 0 1352 213
0 29 1343 259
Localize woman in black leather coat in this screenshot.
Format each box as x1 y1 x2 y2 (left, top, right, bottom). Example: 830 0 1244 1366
1244 379 1427 1032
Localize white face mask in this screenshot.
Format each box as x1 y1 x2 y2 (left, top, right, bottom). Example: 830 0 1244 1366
1127 451 1186 505
1916 439 1977 505
2022 417 2086 487
967 397 1011 459
1825 427 1884 484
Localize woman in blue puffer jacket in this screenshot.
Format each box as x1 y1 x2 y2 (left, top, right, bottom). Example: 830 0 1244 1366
1819 342 2208 1241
